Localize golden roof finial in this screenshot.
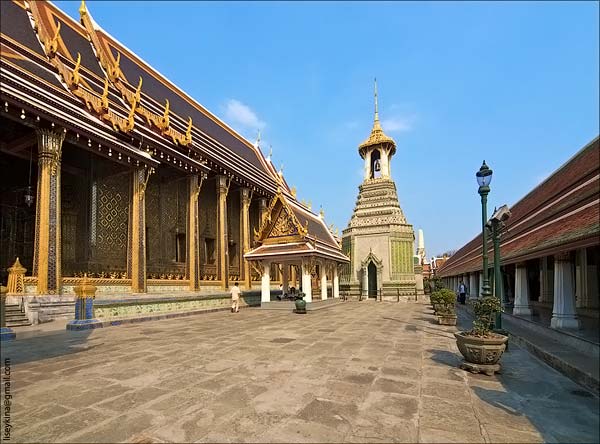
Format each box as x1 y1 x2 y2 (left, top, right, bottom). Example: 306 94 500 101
319 206 324 219
374 77 379 122
291 186 297 199
79 0 87 17
358 77 395 153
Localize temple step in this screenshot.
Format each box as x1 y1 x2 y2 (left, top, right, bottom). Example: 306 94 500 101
27 301 75 323
4 304 32 327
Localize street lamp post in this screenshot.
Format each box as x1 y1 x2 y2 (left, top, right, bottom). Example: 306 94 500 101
476 161 493 301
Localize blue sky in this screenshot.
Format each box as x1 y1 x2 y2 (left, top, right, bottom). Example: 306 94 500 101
56 1 599 257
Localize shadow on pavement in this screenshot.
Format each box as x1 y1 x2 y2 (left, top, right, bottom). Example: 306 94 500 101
427 304 600 443
0 329 95 366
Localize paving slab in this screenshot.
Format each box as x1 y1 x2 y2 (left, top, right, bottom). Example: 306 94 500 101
1 302 598 443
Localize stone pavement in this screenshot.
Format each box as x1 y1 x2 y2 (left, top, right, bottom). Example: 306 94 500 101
1 302 598 443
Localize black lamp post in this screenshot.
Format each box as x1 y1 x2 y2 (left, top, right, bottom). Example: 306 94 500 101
476 161 493 300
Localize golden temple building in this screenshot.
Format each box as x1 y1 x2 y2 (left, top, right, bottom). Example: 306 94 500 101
0 0 348 324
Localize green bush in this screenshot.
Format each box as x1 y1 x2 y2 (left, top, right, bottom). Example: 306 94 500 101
430 288 456 314
471 296 502 336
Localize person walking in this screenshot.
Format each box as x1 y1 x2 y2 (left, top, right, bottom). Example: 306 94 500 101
458 281 467 305
231 282 241 313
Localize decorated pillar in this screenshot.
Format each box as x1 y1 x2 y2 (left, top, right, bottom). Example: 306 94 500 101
258 197 268 226
333 265 340 298
128 168 150 293
320 262 327 300
217 176 230 289
551 252 580 329
34 128 65 295
575 248 589 308
513 262 532 317
282 265 289 294
187 174 203 291
361 265 368 299
302 259 313 303
240 188 252 290
66 274 100 330
261 260 271 303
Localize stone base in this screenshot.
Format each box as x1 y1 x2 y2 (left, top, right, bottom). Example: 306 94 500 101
438 315 457 326
513 305 532 317
66 319 103 331
550 316 581 330
0 327 16 341
460 361 501 376
293 309 307 314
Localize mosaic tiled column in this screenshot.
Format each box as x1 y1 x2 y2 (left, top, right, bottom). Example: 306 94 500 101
551 252 580 329
34 128 65 295
66 275 101 330
217 176 230 290
128 168 150 293
513 262 532 317
258 197 268 226
187 175 203 291
240 188 251 290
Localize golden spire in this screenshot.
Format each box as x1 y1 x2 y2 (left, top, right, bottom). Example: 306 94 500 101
374 77 379 122
79 0 87 17
358 77 396 155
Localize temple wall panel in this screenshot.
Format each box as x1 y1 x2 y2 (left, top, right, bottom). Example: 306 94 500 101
198 178 217 276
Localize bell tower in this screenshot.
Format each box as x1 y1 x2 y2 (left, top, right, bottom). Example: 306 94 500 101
341 80 416 301
359 79 397 181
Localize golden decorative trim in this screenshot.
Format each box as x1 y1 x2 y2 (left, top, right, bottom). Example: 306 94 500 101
7 258 27 294
254 189 308 244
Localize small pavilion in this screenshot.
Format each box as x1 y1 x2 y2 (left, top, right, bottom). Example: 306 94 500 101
244 190 350 305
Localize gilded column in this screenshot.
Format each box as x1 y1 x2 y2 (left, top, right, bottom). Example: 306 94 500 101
258 197 268 225
240 188 252 290
217 176 230 289
187 174 203 291
34 128 65 295
128 168 150 293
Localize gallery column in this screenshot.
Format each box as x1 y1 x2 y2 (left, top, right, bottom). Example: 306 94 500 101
513 262 532 317
320 262 327 300
128 167 150 293
551 252 580 329
240 188 252 290
34 128 65 295
469 272 478 299
261 260 271 303
187 174 203 291
575 248 589 308
302 259 313 303
217 176 230 290
333 265 340 298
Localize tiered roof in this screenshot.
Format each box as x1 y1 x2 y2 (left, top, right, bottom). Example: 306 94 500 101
438 137 599 277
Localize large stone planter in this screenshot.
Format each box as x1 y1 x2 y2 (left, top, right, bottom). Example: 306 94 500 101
438 314 457 325
454 331 508 375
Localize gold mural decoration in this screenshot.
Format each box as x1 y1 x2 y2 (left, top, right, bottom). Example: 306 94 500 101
28 2 138 135
254 190 308 245
78 0 193 147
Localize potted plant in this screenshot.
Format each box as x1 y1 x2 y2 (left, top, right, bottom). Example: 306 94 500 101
434 288 457 325
454 296 508 375
294 292 307 314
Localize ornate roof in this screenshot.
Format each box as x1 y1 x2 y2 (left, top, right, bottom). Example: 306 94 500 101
245 190 349 263
358 79 396 157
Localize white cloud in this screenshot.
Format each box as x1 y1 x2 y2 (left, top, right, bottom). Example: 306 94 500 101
381 116 413 133
223 99 266 131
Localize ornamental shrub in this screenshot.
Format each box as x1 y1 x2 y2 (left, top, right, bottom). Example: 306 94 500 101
471 296 502 336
